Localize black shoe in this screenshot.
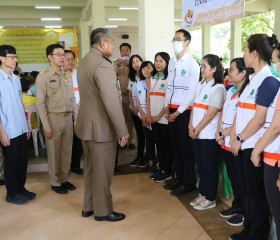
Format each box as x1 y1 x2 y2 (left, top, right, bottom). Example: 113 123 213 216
129 158 140 167
0 179 5 186
220 207 241 218
227 213 244 227
95 211 125 222
61 181 76 190
229 229 249 240
22 189 36 200
6 194 29 205
128 144 136 150
137 160 148 168
51 185 68 194
82 210 94 217
170 184 195 196
71 168 84 175
164 179 180 190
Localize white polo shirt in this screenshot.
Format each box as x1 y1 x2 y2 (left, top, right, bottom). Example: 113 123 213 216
71 69 80 105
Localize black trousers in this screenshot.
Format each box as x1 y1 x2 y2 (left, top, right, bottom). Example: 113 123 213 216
3 133 28 196
168 109 195 185
142 126 155 161
152 122 172 175
131 114 145 159
192 139 219 201
71 133 83 170
241 148 270 240
264 163 280 239
222 149 243 210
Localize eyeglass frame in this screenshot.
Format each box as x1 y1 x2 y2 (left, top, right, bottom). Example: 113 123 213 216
171 38 187 43
4 55 18 60
51 53 66 58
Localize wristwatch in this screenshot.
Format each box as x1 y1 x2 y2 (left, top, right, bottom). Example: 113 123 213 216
236 134 244 143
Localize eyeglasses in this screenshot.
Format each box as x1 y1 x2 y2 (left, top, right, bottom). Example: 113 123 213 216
52 53 66 58
171 38 186 43
5 55 18 60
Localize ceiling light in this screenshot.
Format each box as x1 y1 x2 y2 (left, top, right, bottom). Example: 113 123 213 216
119 7 138 10
45 26 62 29
108 18 127 21
0 26 3 29
41 18 61 21
35 6 61 9
105 25 118 28
174 19 182 22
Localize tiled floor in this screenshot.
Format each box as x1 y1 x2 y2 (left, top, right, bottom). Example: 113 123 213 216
0 147 236 240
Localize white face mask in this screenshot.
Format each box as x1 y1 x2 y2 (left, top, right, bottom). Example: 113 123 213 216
173 41 184 55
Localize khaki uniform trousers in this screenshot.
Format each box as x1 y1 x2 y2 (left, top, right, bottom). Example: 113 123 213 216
122 95 134 144
46 112 73 186
82 139 116 216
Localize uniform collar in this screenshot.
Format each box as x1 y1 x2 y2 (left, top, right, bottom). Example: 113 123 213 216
0 68 17 81
154 72 166 80
91 47 112 63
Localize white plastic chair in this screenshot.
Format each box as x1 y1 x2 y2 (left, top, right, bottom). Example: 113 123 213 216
25 105 45 156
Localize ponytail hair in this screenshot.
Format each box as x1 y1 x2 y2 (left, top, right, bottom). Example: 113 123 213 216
247 33 278 64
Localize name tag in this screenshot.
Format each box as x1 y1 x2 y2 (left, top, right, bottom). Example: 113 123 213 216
50 80 56 83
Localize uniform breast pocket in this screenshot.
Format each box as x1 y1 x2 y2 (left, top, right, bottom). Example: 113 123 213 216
47 81 60 96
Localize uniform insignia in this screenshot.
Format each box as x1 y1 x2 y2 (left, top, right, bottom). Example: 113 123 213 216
181 69 186 75
50 80 56 82
39 69 47 75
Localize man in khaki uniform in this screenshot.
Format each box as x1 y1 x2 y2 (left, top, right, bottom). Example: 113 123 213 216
114 43 135 149
76 28 128 222
36 44 78 194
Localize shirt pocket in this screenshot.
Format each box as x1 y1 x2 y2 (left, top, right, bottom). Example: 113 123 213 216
47 81 60 97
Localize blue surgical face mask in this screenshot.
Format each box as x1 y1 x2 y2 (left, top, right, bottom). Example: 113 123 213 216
270 63 280 78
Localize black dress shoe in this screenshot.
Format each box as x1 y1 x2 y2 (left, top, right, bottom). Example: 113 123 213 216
82 210 94 217
71 168 84 175
51 185 68 194
95 211 125 222
61 181 76 190
22 189 36 200
163 179 180 190
0 179 5 186
170 184 195 196
6 194 29 205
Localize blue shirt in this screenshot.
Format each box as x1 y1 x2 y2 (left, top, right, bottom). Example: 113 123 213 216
256 76 280 107
0 69 28 139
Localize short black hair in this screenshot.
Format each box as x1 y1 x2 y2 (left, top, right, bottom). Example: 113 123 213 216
30 71 39 80
175 29 191 41
64 49 75 59
139 61 156 80
46 44 64 57
0 45 16 65
21 78 30 92
0 45 16 57
119 43 131 51
90 28 110 46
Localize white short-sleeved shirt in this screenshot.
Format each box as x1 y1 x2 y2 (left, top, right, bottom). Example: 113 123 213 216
0 69 28 139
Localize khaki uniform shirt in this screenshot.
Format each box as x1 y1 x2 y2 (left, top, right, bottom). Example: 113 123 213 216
36 67 78 129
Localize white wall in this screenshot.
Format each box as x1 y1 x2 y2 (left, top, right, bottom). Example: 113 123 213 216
110 26 139 61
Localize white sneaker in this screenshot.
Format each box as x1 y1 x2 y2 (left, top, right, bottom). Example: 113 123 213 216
190 194 205 206
193 199 216 210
